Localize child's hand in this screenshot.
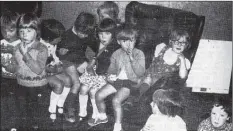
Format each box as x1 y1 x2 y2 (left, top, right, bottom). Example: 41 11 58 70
127 49 134 61
178 54 185 61
59 48 69 55
107 74 117 83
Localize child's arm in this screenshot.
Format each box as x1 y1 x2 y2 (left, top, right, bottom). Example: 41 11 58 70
129 50 145 77
178 54 190 79
107 52 118 75
154 43 166 58
23 46 48 75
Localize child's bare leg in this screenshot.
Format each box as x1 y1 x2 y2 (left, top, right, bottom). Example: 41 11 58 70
55 73 71 114
112 87 130 131
79 85 90 118
89 88 99 119
47 76 64 121
64 65 81 123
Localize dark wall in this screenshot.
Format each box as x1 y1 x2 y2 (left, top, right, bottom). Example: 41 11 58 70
41 1 232 41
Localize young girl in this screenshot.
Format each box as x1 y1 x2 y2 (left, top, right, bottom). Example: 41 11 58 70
141 89 187 131
137 29 191 101
197 98 232 131
57 12 96 123
91 27 145 131
4 13 48 129
78 18 119 123
40 19 71 122
0 11 21 131
97 1 120 25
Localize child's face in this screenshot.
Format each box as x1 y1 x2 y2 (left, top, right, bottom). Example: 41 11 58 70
19 27 37 44
118 38 136 53
171 36 187 54
98 32 112 46
1 25 17 42
211 105 229 128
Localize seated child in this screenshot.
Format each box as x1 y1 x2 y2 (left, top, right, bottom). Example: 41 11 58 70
97 1 120 25
40 19 71 122
197 97 232 131
0 11 20 131
141 89 187 131
91 27 145 131
4 13 48 129
78 18 119 123
137 29 191 101
56 12 97 123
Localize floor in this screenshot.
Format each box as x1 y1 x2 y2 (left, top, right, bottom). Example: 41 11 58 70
1 82 232 131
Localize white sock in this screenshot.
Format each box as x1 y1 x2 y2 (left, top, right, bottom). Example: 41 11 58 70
57 87 70 107
78 94 88 117
113 123 122 131
49 91 60 113
90 98 99 119
98 112 107 120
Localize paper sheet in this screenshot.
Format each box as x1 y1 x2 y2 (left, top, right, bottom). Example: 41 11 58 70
186 39 232 94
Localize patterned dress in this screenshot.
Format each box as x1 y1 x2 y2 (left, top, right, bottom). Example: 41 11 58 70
197 117 232 131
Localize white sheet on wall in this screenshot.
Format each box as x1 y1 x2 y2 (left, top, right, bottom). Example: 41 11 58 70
186 39 232 94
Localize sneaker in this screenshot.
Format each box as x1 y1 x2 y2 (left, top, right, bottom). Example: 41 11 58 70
64 108 76 123
88 117 108 127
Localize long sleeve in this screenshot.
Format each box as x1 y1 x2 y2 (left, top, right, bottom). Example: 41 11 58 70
107 53 118 75
130 50 145 77
23 46 48 75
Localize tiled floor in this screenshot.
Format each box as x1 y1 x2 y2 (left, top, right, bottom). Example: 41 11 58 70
1 86 232 131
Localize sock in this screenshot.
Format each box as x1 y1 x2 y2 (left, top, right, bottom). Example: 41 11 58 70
66 92 77 110
113 123 122 131
98 112 107 120
90 98 99 119
49 91 60 113
78 94 88 117
57 87 70 113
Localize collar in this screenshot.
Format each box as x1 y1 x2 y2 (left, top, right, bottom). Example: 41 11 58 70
27 40 40 50
72 26 78 35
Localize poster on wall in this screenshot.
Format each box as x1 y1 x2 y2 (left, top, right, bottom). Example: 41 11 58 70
186 39 232 94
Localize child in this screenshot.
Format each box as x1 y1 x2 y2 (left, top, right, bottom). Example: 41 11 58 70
57 12 96 123
197 97 232 131
97 1 120 25
78 18 119 123
141 89 187 131
91 27 145 131
137 29 191 101
0 11 20 131
4 13 48 129
40 19 71 122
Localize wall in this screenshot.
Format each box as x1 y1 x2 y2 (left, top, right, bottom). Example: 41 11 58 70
41 1 232 41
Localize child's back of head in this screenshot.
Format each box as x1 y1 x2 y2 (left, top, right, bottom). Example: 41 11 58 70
74 12 96 35
152 88 183 117
41 19 65 44
97 1 119 22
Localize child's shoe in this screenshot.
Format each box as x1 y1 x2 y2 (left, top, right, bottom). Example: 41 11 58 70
57 106 64 114
64 108 76 123
50 113 56 122
88 117 108 127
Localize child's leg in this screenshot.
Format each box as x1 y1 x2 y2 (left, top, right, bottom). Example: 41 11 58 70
79 84 90 118
89 87 100 119
47 76 64 120
112 87 130 131
64 65 81 122
89 84 116 126
55 73 72 114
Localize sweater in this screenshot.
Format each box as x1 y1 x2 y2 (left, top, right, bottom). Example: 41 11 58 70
13 40 48 87
198 117 232 131
107 48 145 83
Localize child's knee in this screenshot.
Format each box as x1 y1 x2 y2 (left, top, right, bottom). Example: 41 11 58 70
80 85 90 95
63 75 72 87
112 97 121 107
95 91 104 101
49 81 64 94
89 88 97 97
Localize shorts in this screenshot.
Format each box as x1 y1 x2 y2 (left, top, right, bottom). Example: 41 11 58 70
111 79 137 91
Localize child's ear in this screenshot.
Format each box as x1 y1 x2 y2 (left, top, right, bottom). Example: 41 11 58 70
117 40 121 45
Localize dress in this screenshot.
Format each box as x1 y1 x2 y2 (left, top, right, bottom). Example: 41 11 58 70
197 117 232 131
145 44 190 85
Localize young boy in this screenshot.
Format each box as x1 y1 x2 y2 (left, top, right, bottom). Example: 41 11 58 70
0 11 20 131
56 12 97 123
92 27 145 131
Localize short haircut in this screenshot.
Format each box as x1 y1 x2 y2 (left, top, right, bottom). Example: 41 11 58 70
97 18 116 34
212 97 232 121
97 1 119 21
169 29 191 50
41 19 65 42
116 26 138 41
152 89 183 117
74 12 95 35
18 13 41 39
0 11 19 29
